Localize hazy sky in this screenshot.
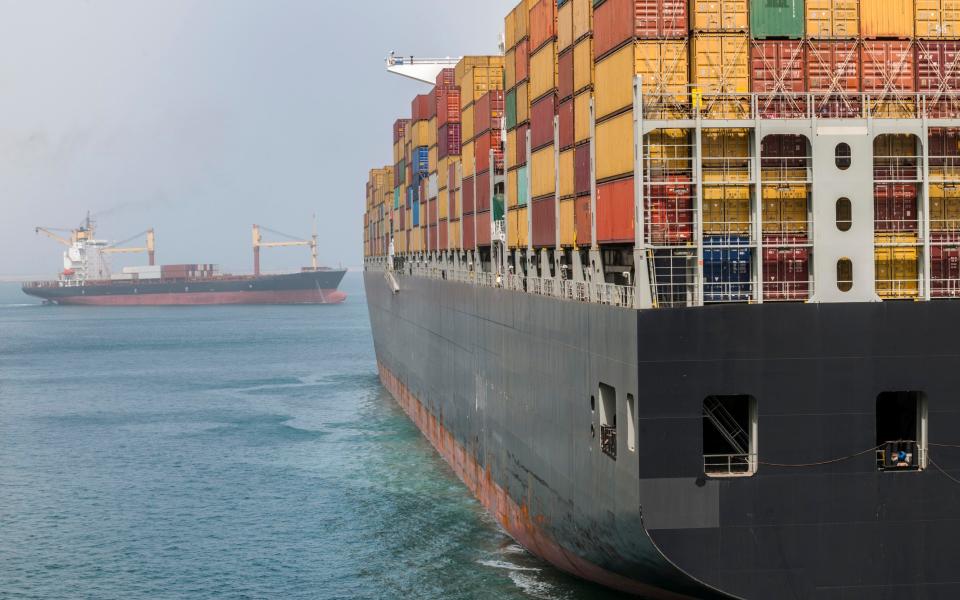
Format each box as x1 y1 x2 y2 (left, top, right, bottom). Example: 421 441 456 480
0 0 514 278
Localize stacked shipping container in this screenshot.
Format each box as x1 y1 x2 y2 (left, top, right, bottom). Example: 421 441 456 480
505 1 533 250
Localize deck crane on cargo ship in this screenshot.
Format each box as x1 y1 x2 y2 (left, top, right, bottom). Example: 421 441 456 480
252 221 319 276
385 52 460 84
102 229 156 266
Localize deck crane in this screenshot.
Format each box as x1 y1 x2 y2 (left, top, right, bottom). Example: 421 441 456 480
386 52 460 84
103 229 156 266
34 226 73 247
252 220 318 276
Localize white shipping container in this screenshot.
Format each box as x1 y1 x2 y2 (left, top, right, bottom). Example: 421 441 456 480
110 273 135 281
137 273 162 280
122 265 161 274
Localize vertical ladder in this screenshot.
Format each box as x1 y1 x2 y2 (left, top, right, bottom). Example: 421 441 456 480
704 397 749 455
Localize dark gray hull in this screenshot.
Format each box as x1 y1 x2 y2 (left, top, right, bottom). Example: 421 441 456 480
364 270 960 599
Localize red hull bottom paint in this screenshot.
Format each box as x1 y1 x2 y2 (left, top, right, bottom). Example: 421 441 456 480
377 361 694 600
54 289 347 306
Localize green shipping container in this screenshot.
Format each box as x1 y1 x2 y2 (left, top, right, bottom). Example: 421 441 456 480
394 187 401 210
749 0 805 39
493 194 505 221
505 89 518 130
517 165 529 207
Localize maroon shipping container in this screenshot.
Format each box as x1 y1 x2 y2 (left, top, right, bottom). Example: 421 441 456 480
436 68 456 90
763 247 810 301
393 119 410 144
411 94 432 121
594 0 687 59
475 91 505 137
529 0 557 53
916 42 960 118
463 213 476 249
559 98 575 149
439 219 449 250
532 195 557 247
463 176 475 213
807 42 861 118
449 162 459 192
449 188 458 220
516 39 530 83
428 197 437 226
531 94 557 150
929 128 960 173
574 141 591 196
476 170 492 212
427 88 438 120
516 123 530 166
761 134 808 169
862 41 915 96
438 123 462 159
558 49 574 100
476 130 504 173
575 195 592 247
932 233 960 297
476 210 492 246
874 183 919 232
437 88 461 127
647 175 693 245
752 41 807 118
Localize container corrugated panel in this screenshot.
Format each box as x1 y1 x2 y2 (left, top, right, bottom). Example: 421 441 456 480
762 247 810 300
928 126 960 178
506 88 518 129
532 145 556 197
596 177 636 243
463 99 475 134
439 188 449 220
463 213 476 249
559 197 577 245
559 0 574 51
560 148 575 197
648 175 694 244
703 185 751 234
506 47 518 89
595 110 634 181
439 218 449 250
916 1 960 38
930 184 960 230
559 98 575 149
559 48 574 99
575 195 591 246
530 41 558 102
532 195 557 247
516 82 531 124
530 0 557 52
691 34 750 117
647 128 692 174
476 131 505 173
594 0 687 59
806 0 859 38
595 40 688 120
874 183 919 232
507 168 519 208
573 37 594 93
875 235 919 298
575 141 591 196
462 140 475 176
861 0 914 38
752 41 807 117
574 91 591 143
475 91 505 137
762 186 808 234
807 41 861 116
917 42 960 117
691 0 749 31
458 59 506 109
477 171 492 212
862 41 916 118
573 0 593 40
517 40 530 83
750 0 805 39
508 207 525 248
438 124 462 159
531 94 557 150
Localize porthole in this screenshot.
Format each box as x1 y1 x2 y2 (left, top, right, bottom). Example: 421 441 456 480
836 197 852 231
837 258 853 292
835 143 852 170
590 395 596 412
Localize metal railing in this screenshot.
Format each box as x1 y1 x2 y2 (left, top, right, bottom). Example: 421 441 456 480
704 453 757 477
877 440 925 471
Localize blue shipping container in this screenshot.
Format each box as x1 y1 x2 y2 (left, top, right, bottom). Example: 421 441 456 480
703 235 751 303
414 146 429 178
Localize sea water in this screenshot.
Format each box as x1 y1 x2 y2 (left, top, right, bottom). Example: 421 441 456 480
0 274 624 599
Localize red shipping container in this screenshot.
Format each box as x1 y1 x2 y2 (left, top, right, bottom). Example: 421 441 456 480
532 195 557 247
437 88 461 127
529 0 557 53
752 41 807 118
516 123 530 166
428 197 437 226
436 68 456 90
761 134 807 169
476 210 492 246
426 88 438 119
516 39 530 83
862 41 915 95
411 94 432 121
595 0 687 59
874 183 919 232
393 119 410 144
531 94 557 150
647 175 693 245
575 195 592 247
559 98 575 149
558 49 574 100
463 213 476 249
916 42 960 118
475 91 504 137
476 130 504 173
574 141 591 196
463 176 475 213
931 235 960 297
596 177 635 244
438 123 462 159
476 170 492 212
439 219 449 250
763 247 810 301
807 42 861 118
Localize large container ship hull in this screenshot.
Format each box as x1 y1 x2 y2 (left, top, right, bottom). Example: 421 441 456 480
365 271 960 600
24 270 346 306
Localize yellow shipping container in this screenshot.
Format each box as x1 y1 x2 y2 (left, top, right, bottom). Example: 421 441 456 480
930 184 960 230
530 41 558 102
862 0 914 38
647 129 691 172
463 140 476 177
702 129 751 182
762 186 809 234
427 117 438 147
505 0 532 50
531 146 556 198
875 134 918 158
703 185 751 234
691 0 748 31
807 0 859 38
508 168 519 208
559 198 576 246
428 146 438 173
559 148 575 198
458 58 505 109
439 188 449 220
595 111 634 181
916 0 960 38
691 34 749 120
573 37 594 93
462 105 475 145
573 0 593 41
596 40 689 121
438 157 449 189
507 129 519 169
875 235 920 298
558 1 574 52
411 120 430 148
516 82 530 123
574 90 591 143
454 186 462 219
506 47 517 90
449 219 461 250
509 206 530 248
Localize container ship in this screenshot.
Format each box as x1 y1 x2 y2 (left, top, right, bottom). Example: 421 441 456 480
363 1 960 598
24 216 346 305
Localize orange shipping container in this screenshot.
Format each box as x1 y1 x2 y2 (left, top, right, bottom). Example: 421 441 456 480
574 90 591 143
530 0 557 52
575 195 592 246
806 0 859 38
558 0 574 51
559 197 577 246
691 0 749 31
691 34 750 118
916 0 960 38
508 206 530 248
595 40 689 121
596 177 635 243
573 37 594 93
861 0 914 38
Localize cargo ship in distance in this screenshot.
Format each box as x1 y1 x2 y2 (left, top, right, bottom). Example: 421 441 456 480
365 2 960 599
24 216 346 305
